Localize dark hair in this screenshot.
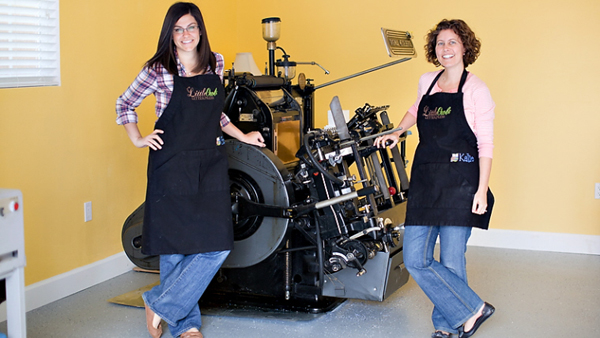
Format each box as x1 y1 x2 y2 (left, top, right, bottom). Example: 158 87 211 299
146 2 216 75
425 19 481 68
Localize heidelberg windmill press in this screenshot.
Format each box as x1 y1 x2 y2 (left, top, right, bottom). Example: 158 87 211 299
121 18 417 313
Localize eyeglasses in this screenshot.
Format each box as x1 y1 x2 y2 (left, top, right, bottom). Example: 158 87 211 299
173 25 199 35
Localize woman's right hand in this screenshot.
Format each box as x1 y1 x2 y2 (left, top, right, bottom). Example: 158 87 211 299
132 129 164 150
374 131 401 149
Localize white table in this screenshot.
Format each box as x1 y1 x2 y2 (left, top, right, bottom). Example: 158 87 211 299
0 189 26 338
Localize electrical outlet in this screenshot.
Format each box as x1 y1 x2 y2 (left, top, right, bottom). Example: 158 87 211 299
84 201 92 222
596 183 600 199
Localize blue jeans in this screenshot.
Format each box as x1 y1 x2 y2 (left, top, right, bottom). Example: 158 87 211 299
142 250 229 337
403 226 483 334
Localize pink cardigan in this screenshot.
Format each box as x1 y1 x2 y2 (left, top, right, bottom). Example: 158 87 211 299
407 70 495 158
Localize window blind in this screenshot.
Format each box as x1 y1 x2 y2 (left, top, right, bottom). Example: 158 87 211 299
0 0 60 88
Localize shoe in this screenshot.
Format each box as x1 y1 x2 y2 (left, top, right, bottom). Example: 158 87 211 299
180 331 203 338
432 331 452 338
458 302 495 338
144 302 163 338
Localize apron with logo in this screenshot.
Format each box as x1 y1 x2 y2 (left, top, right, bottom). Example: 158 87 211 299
142 74 233 255
405 70 494 229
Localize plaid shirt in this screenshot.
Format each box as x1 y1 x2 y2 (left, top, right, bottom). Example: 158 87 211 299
116 52 229 127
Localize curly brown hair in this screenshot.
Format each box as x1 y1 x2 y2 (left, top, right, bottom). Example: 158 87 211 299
425 19 481 68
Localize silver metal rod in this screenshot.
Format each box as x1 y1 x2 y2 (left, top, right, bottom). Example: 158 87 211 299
296 61 330 74
314 57 412 90
359 126 403 142
314 191 358 210
339 126 404 147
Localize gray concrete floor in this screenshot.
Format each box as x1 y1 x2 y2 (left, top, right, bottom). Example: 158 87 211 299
2 246 600 337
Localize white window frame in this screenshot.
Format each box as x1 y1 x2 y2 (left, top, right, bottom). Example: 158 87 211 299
0 0 60 88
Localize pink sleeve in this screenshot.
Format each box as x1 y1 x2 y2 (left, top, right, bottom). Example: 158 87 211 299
407 88 421 118
407 72 440 118
463 75 495 158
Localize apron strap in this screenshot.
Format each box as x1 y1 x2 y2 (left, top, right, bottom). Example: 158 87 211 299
154 75 182 130
424 69 470 96
425 70 445 96
457 69 469 93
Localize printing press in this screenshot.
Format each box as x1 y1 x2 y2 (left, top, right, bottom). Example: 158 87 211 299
121 19 417 312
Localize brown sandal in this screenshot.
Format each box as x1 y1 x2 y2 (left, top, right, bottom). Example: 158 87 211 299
144 302 163 338
180 330 203 338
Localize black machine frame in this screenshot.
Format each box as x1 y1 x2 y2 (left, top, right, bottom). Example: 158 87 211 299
121 23 417 313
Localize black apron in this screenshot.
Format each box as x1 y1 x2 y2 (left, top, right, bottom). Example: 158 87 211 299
142 74 233 255
405 70 494 229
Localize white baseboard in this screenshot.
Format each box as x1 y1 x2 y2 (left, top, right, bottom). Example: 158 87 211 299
0 251 135 322
468 228 600 255
2 230 599 323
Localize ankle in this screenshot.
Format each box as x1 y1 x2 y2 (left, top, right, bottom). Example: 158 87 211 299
464 304 485 331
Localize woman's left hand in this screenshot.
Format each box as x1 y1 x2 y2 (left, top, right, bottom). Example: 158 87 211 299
472 189 488 215
374 131 401 149
242 131 266 147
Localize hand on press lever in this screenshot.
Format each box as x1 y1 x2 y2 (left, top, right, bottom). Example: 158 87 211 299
374 131 401 149
134 129 164 150
242 131 266 147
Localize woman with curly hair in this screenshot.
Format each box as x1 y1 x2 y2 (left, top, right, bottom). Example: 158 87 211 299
375 19 495 338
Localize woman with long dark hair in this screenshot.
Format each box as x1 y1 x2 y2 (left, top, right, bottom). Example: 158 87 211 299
376 19 495 338
115 3 264 338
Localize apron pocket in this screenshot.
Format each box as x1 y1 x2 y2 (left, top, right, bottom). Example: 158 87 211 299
410 163 476 209
198 148 229 192
448 163 478 189
150 151 203 196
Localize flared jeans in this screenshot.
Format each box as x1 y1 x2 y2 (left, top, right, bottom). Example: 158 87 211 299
403 225 483 334
142 250 229 337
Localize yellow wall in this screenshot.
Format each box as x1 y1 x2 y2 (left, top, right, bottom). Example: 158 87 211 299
0 0 598 286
